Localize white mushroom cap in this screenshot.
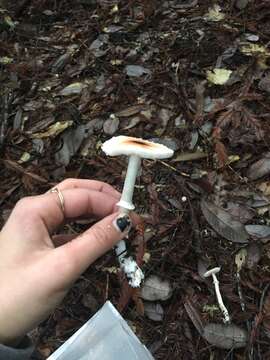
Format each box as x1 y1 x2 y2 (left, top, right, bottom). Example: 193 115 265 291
102 135 174 160
203 267 221 277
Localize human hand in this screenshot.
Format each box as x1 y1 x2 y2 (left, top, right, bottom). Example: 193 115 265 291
0 179 134 346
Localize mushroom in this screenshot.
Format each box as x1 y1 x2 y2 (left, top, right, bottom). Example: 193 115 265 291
102 136 174 212
203 267 231 324
102 136 174 287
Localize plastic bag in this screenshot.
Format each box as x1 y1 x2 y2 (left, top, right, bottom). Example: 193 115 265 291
47 301 154 360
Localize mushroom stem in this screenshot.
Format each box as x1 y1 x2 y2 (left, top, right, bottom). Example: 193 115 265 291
115 239 127 259
117 154 141 212
211 274 231 324
102 136 174 288
115 154 144 287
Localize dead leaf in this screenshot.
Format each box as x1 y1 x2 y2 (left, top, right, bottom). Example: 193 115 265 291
259 74 270 93
132 288 145 316
117 275 133 312
18 152 31 163
257 181 270 196
198 257 211 278
241 43 270 57
55 318 80 337
245 225 270 243
3 160 49 184
247 153 270 180
102 266 119 274
214 140 228 168
204 5 225 22
158 108 172 128
201 199 249 243
123 116 141 130
184 298 204 335
207 68 232 85
203 323 247 349
144 303 164 322
141 275 173 301
245 243 261 269
82 293 99 313
189 131 199 150
150 137 179 151
103 115 119 135
31 121 73 139
262 293 270 339
226 202 255 224
235 0 249 10
173 151 207 162
125 65 151 77
55 124 89 166
59 82 86 96
37 344 52 358
0 56 13 64
115 104 147 117
235 248 247 272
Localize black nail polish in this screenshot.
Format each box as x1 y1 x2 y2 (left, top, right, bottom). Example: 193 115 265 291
114 215 131 232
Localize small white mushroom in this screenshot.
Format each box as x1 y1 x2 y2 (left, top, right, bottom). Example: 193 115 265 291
203 267 231 324
102 136 174 287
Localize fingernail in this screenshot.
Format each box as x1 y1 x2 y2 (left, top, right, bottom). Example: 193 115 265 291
113 214 132 233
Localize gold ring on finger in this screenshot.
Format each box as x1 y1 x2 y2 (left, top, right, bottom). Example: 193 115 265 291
50 187 65 215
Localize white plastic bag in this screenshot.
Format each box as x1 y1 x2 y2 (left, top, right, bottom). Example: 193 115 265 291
47 301 154 360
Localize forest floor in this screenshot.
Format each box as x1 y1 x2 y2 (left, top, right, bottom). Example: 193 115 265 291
1 1 270 359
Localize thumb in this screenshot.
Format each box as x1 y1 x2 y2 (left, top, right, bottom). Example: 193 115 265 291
52 212 132 282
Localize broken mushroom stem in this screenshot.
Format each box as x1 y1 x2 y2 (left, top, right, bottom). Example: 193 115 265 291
204 267 231 324
102 136 174 288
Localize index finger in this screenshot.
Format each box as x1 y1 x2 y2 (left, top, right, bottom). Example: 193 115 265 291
51 179 120 199
14 189 120 234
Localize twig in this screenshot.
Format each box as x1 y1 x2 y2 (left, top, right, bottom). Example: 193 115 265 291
236 272 245 311
194 80 206 125
0 92 12 149
158 160 190 177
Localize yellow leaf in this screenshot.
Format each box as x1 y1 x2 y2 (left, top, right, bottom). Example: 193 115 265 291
110 59 122 65
227 155 240 164
4 15 16 28
18 152 31 163
154 128 164 136
257 182 270 196
0 56 13 64
102 266 119 274
32 121 73 139
241 43 270 56
235 248 247 272
143 252 151 263
207 68 232 85
110 4 118 14
205 4 225 22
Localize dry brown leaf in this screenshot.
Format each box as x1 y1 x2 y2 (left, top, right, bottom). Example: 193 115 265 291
263 293 270 339
247 153 270 180
245 243 261 269
201 199 249 243
184 298 204 335
115 104 147 117
203 323 247 349
214 140 228 168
